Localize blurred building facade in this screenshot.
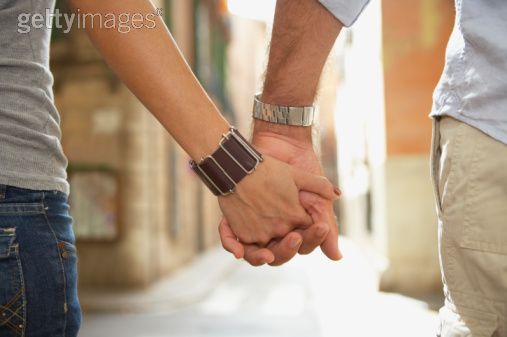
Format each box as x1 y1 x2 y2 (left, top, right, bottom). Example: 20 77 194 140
49 0 455 302
226 0 455 295
51 0 229 291
334 0 454 294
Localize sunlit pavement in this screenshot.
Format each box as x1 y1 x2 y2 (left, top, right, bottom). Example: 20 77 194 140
79 239 441 337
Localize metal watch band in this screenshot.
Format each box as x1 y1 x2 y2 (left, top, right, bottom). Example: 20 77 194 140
252 94 315 126
190 127 263 196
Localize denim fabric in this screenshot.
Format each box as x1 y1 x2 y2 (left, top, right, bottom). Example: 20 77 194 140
0 185 81 337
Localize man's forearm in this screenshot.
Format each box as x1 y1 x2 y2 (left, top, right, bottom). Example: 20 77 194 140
254 0 343 141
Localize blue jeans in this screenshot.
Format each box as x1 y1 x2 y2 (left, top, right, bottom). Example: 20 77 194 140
0 185 81 337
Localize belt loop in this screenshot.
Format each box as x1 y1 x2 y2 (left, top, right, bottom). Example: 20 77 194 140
0 185 6 201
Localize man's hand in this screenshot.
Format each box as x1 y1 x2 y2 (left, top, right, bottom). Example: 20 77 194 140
219 123 342 266
218 155 335 247
252 126 342 260
219 0 343 266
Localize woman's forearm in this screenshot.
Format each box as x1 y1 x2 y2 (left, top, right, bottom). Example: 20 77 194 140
70 0 229 160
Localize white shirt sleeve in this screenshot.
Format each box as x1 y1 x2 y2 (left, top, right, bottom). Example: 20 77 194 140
318 0 370 27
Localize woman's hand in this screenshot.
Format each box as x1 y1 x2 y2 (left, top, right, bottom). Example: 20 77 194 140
218 155 335 247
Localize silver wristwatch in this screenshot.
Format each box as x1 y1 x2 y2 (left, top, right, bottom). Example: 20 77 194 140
252 94 316 127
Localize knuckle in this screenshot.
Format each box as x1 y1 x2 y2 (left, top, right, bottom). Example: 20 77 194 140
315 223 330 235
291 204 304 214
272 223 290 238
288 205 304 217
257 234 271 247
238 233 255 245
293 211 310 226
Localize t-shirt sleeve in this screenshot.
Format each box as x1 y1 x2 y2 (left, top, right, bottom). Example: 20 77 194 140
318 0 370 27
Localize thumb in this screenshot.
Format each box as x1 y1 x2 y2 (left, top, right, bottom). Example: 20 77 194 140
292 169 335 200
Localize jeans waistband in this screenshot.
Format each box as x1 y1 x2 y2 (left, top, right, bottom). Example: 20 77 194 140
0 185 6 200
0 184 66 203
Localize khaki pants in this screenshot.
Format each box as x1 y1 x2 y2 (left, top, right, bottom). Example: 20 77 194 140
431 117 507 337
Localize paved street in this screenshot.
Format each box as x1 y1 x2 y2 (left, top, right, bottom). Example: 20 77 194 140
79 239 441 337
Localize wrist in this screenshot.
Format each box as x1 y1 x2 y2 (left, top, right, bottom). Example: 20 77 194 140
253 119 313 144
188 119 230 161
191 127 264 196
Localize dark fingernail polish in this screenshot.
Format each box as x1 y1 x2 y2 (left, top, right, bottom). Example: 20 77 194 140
334 186 342 197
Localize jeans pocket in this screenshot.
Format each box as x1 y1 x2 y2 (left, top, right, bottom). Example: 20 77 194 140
0 228 26 337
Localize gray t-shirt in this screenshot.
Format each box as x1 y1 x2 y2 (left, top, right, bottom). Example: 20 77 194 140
0 0 68 194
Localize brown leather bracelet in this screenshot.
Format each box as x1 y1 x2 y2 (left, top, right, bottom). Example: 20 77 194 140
190 127 263 196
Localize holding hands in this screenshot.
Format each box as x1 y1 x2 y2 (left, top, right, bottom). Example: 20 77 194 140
75 0 344 269
218 155 336 247
217 122 342 266
211 0 344 266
